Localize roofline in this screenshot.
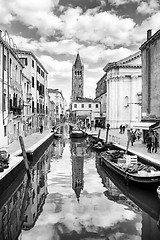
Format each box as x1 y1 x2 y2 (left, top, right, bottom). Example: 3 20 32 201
103 51 141 72
15 49 48 74
140 29 160 51
0 37 24 68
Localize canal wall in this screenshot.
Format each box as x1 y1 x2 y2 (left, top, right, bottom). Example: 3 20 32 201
0 132 55 193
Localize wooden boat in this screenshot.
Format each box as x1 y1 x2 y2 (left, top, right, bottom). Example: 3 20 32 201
100 150 160 186
70 128 87 138
91 141 114 152
96 159 160 224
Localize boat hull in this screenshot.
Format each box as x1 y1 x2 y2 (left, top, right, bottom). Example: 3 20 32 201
70 130 86 138
100 153 160 186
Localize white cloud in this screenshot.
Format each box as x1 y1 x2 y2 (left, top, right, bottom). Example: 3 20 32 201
137 0 160 15
108 0 140 6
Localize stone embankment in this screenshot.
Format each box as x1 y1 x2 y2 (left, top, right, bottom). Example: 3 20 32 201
86 128 160 169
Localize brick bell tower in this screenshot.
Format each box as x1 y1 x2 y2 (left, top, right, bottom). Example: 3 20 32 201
71 52 84 101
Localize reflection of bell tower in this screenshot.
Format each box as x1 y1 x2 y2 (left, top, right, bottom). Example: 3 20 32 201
71 52 84 101
71 141 84 202
72 156 84 202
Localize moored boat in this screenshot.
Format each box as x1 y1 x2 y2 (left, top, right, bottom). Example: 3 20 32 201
70 128 87 138
100 150 160 186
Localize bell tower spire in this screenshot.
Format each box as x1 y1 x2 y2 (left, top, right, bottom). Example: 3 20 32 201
71 51 84 101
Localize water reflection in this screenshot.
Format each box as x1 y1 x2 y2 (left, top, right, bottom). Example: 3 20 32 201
96 155 160 239
0 144 53 240
1 136 160 239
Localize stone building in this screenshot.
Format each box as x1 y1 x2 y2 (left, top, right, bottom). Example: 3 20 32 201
140 29 160 123
139 29 160 137
99 51 142 129
95 76 107 128
70 97 101 128
48 88 66 124
0 30 24 147
71 52 84 101
16 49 49 132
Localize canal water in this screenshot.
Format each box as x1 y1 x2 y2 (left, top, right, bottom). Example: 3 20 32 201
0 136 160 240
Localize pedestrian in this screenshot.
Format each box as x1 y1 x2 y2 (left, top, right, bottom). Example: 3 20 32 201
136 129 141 141
119 124 123 134
146 133 152 153
152 131 159 153
122 125 125 134
40 124 43 133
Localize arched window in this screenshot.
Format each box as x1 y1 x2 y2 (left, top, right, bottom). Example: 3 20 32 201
124 96 129 107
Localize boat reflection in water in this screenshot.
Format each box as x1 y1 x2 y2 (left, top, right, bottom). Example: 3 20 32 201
0 144 54 240
96 155 160 240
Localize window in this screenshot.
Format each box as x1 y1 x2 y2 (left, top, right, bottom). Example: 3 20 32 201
32 60 34 68
96 104 99 108
37 80 39 90
37 66 40 74
4 126 7 137
81 104 84 108
89 104 91 108
32 76 34 88
3 94 6 111
21 58 28 66
3 55 6 71
74 104 77 108
32 101 34 113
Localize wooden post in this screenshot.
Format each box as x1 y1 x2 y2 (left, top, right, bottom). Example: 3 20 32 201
19 136 31 179
97 129 101 140
125 130 131 154
106 123 110 144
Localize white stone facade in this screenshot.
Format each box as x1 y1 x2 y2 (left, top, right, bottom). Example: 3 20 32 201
104 51 142 129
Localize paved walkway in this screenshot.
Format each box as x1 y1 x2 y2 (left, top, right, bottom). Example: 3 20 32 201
86 128 160 167
0 129 52 180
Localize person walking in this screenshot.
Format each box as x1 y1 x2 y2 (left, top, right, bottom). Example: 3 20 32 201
122 125 126 134
152 131 159 153
146 133 152 153
119 125 123 134
40 124 43 134
130 130 136 146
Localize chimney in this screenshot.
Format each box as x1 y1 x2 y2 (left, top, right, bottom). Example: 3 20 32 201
147 29 152 40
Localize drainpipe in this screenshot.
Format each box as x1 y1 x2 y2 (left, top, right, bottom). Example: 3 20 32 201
146 29 152 114
7 46 10 144
2 38 4 126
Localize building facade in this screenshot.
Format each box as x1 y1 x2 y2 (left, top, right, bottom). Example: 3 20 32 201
71 52 84 101
95 75 107 128
48 88 66 124
70 98 101 128
0 30 24 147
140 29 160 123
16 50 49 133
103 51 142 129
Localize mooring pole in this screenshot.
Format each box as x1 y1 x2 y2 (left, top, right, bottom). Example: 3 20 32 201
19 136 31 179
106 124 110 144
125 130 131 154
97 129 101 140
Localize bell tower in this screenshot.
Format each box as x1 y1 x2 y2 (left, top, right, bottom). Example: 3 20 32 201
71 52 84 101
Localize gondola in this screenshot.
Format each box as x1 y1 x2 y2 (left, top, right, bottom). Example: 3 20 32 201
100 150 160 187
70 128 87 138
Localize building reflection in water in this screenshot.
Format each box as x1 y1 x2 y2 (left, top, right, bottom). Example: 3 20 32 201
70 138 88 203
96 155 160 240
0 143 53 240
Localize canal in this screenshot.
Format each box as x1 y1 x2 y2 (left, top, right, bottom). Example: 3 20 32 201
0 136 160 239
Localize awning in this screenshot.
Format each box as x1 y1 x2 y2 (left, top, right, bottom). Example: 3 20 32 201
149 121 160 130
132 122 156 130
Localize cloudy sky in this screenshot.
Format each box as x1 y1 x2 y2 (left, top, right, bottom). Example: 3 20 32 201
0 0 160 105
